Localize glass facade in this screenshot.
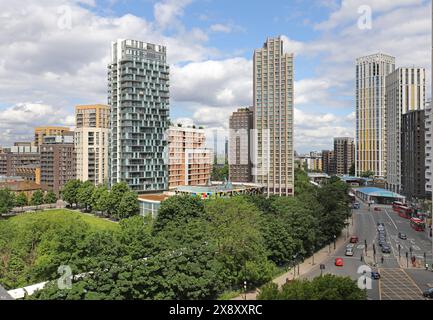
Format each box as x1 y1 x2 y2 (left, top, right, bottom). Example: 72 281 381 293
108 39 170 193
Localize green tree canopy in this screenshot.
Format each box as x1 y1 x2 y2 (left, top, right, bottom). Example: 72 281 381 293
116 191 139 219
77 181 95 211
15 192 28 208
91 185 110 214
30 190 44 206
44 191 57 204
258 274 367 300
153 195 205 232
0 189 15 214
360 171 375 178
205 197 274 287
61 180 82 207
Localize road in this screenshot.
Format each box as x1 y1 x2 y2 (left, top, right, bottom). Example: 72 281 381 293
301 200 433 300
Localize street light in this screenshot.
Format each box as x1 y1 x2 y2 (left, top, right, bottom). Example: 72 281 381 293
333 234 337 250
292 254 298 279
312 246 315 265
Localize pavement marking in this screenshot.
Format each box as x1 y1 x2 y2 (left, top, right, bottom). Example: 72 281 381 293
378 268 424 300
384 209 398 230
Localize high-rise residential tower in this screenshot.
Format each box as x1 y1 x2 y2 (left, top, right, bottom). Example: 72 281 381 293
355 53 395 178
334 137 355 175
229 107 253 182
425 101 432 197
253 36 294 196
385 67 426 194
322 150 335 175
401 110 426 199
108 39 170 193
75 104 110 186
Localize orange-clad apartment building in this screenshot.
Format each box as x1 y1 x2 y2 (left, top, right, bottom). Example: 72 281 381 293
168 125 212 189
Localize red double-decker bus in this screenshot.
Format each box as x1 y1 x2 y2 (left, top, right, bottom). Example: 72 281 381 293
410 218 425 231
392 201 405 211
394 205 412 219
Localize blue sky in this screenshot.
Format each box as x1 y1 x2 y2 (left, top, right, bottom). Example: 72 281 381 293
0 0 430 152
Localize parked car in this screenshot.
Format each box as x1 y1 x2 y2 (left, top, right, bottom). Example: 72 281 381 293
371 271 381 280
374 207 381 212
378 239 386 247
382 245 391 254
423 288 433 299
377 225 385 232
335 258 344 267
353 202 360 209
350 236 359 243
398 232 407 240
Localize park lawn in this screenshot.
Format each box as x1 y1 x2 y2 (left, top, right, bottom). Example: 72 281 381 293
3 209 119 232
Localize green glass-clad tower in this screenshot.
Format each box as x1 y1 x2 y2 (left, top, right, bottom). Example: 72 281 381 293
108 39 170 193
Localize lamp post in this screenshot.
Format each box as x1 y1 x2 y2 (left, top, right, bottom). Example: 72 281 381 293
243 259 247 300
312 246 315 265
333 234 337 250
292 254 298 279
345 223 349 240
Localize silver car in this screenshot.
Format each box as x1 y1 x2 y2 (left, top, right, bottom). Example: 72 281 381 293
345 247 354 256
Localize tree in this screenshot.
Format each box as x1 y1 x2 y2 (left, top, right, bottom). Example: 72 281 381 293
258 274 367 300
15 192 28 210
116 191 139 219
109 182 130 216
315 180 351 244
91 185 109 215
205 197 274 287
271 196 317 257
360 171 374 178
0 189 15 214
77 181 95 212
61 180 82 207
44 191 57 204
153 195 205 232
349 163 355 176
261 216 296 266
30 190 44 207
211 164 229 181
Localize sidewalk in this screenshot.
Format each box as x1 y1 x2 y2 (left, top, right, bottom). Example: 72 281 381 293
234 218 356 300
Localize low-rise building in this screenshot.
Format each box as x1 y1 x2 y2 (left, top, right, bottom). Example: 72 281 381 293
0 180 42 200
